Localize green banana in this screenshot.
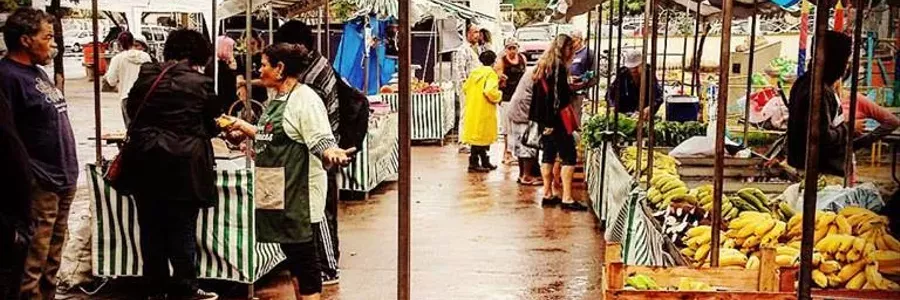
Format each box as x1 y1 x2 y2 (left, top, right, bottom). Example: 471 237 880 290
660 179 685 194
779 202 795 220
738 190 770 213
730 196 757 212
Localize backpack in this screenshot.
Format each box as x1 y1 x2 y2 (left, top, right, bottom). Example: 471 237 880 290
336 75 370 150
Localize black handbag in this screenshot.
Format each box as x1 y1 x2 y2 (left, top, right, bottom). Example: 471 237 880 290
103 63 176 194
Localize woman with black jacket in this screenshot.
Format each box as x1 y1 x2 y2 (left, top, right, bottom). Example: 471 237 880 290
125 29 220 300
529 34 588 211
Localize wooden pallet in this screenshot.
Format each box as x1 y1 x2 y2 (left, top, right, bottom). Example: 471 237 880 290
604 243 795 299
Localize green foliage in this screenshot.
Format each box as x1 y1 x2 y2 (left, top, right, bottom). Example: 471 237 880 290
602 0 646 20
509 0 548 27
582 112 708 149
330 0 359 23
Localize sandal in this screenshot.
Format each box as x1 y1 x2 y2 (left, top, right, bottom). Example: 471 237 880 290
517 177 544 186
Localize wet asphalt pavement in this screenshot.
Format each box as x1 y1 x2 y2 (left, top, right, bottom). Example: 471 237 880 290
57 77 604 299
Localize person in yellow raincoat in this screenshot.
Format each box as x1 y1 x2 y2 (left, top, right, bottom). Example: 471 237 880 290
462 50 503 172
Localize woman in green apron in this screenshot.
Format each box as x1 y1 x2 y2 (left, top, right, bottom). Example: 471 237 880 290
223 43 351 300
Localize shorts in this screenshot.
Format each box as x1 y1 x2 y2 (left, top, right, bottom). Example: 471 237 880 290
541 128 577 166
280 222 324 295
509 122 539 159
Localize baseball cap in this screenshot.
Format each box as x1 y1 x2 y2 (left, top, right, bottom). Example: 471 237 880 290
504 38 518 48
623 50 642 68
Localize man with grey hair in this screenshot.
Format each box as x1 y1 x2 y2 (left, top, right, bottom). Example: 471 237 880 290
0 7 78 300
568 29 597 122
453 23 483 153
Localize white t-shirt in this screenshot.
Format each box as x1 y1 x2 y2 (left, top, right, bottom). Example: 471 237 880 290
280 84 335 223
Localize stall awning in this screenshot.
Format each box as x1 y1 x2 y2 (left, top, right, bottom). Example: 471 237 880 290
546 0 792 21
350 0 497 23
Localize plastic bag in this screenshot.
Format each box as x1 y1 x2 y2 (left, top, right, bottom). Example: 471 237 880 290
669 136 716 157
781 182 884 213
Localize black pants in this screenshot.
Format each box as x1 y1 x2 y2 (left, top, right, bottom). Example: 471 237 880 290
133 195 200 297
316 171 340 279
282 223 323 295
0 222 28 300
469 145 491 167
541 129 577 166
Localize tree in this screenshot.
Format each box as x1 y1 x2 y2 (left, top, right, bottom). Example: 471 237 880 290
47 0 69 93
509 0 549 27
329 0 358 23
601 0 646 22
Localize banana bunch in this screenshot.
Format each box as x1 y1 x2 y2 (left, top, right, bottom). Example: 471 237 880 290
732 188 772 214
677 277 714 291
680 225 748 268
785 211 852 244
646 174 691 210
620 146 680 177
725 212 787 254
815 234 874 264
808 234 900 290
625 274 659 290
838 207 900 252
872 250 900 276
695 185 738 220
769 200 796 222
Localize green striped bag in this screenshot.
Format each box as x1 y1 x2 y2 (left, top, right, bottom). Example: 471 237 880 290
87 164 285 283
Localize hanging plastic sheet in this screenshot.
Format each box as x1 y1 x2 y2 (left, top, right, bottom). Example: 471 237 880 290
780 182 886 213
605 189 670 266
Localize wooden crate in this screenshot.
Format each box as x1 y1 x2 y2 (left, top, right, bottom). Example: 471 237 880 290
604 243 795 299
778 267 900 299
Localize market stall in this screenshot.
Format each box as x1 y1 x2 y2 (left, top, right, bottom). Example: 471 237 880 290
85 162 285 283
339 108 400 194
379 82 454 142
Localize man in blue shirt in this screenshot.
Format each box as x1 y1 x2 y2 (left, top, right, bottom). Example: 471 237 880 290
0 8 78 299
568 30 597 122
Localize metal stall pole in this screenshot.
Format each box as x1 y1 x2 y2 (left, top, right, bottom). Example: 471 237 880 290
710 0 735 267
317 8 322 52
799 0 831 297
742 4 758 148
661 9 670 90
681 5 689 93
597 2 616 226
324 0 331 58
244 0 254 171
268 6 273 45
646 0 660 185
593 5 603 115
844 0 865 190
691 0 701 95
635 0 655 183
212 0 218 93
92 0 101 163
398 0 412 298
614 0 626 147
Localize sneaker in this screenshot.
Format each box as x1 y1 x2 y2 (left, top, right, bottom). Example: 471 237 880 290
189 289 218 300
322 275 340 286
561 201 589 211
541 196 562 206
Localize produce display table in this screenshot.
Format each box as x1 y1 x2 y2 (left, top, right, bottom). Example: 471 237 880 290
380 89 454 143
86 162 285 283
339 111 399 194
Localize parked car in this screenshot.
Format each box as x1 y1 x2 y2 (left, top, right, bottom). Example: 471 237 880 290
64 30 93 52
516 27 552 64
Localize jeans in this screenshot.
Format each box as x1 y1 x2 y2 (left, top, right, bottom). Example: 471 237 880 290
20 187 75 300
133 194 200 297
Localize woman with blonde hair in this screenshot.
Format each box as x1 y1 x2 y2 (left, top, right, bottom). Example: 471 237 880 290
529 34 587 211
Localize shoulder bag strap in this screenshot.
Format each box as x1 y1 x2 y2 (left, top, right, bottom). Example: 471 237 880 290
127 62 178 133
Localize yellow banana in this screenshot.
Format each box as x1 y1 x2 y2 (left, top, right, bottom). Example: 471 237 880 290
827 274 843 287
835 215 852 235
853 237 867 253
816 212 836 230
865 263 887 290
819 260 841 274
746 255 760 269
884 234 900 252
685 225 711 238
838 260 867 282
742 236 760 249
839 206 873 217
761 221 786 246
847 249 861 262
694 243 710 261
777 246 799 257
754 218 777 237
775 255 796 267
812 269 828 288
838 236 857 253
845 272 867 290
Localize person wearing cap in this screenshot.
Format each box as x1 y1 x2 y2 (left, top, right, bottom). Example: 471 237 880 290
568 30 597 122
453 23 484 153
105 31 152 126
133 36 158 64
495 38 528 164
606 50 663 118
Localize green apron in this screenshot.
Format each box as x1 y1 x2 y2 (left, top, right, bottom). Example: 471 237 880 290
253 87 313 243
